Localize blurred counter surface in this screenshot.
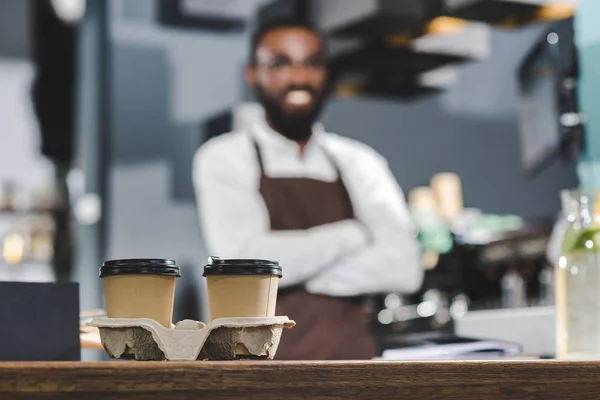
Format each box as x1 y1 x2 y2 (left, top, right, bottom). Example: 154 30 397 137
0 360 597 399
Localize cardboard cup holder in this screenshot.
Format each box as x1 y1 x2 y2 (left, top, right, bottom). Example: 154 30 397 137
88 316 295 361
94 258 291 361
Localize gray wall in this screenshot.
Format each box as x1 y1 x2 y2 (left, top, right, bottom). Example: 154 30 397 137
106 0 248 322
0 0 30 59
105 1 577 321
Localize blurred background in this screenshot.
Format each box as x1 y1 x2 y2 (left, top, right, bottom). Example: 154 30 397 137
0 0 589 359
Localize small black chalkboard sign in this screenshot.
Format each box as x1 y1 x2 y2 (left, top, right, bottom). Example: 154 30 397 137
0 282 80 361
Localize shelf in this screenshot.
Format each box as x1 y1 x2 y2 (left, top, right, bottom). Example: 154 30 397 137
316 0 434 40
331 45 469 76
334 79 445 101
329 44 470 99
447 0 540 25
0 260 52 268
445 0 575 28
0 208 60 216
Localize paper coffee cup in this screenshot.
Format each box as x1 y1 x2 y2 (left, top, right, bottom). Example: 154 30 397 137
99 259 181 328
203 257 282 321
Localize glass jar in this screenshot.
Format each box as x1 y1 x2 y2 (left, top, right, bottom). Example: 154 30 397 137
556 189 600 359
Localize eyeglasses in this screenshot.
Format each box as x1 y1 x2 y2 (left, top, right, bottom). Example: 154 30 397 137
256 54 326 73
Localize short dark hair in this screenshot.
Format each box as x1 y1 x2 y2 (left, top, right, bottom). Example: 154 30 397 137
249 18 325 65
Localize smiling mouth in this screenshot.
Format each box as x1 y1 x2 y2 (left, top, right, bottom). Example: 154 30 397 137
285 90 312 106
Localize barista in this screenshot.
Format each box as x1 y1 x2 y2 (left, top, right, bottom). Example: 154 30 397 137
193 19 423 360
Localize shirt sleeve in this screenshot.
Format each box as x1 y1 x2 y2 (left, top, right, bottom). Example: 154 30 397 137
192 137 369 288
305 142 424 296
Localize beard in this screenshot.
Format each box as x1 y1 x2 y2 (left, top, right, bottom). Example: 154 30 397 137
255 85 326 142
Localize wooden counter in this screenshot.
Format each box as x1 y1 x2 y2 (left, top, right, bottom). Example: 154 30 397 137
0 360 598 399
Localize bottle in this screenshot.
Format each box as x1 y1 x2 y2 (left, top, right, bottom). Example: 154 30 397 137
501 269 526 308
555 189 600 359
0 181 15 211
538 265 554 306
408 186 453 262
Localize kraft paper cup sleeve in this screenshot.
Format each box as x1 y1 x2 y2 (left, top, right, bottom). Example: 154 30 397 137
88 316 294 361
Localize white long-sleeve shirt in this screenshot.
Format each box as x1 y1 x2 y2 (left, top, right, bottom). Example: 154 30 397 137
192 118 423 297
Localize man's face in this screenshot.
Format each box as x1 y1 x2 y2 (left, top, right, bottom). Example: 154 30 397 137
246 27 328 140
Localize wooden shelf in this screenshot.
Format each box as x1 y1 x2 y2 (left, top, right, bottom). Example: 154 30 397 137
0 360 597 399
0 260 52 268
0 208 58 216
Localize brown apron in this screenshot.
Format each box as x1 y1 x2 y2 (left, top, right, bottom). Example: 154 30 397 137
252 138 376 360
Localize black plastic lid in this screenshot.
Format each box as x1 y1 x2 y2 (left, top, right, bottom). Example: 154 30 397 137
202 257 282 277
99 258 181 278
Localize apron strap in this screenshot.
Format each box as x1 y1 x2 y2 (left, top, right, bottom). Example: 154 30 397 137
252 138 266 175
251 135 343 180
